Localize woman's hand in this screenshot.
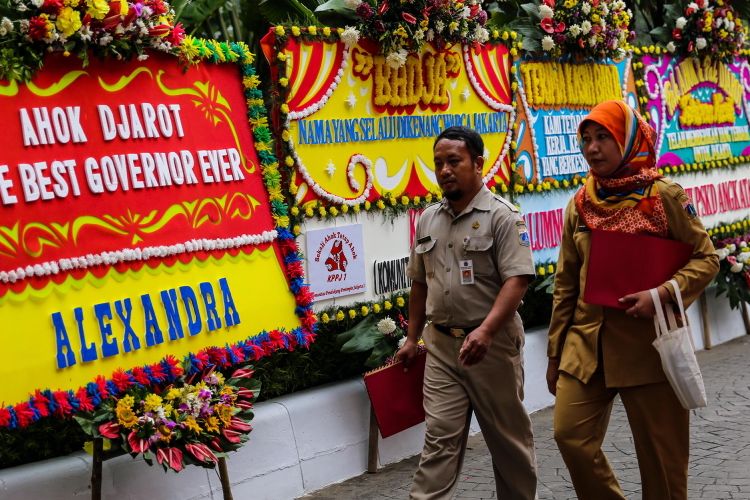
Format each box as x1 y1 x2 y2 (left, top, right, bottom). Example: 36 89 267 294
546 358 560 395
619 285 670 319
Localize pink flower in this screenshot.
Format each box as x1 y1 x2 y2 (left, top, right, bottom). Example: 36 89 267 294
128 431 150 454
401 12 416 24
222 428 243 444
185 442 218 463
540 18 555 33
229 416 252 433
230 367 254 379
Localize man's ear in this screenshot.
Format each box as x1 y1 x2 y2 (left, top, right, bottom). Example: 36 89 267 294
474 155 485 174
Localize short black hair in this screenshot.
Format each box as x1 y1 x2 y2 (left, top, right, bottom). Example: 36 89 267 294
434 126 484 159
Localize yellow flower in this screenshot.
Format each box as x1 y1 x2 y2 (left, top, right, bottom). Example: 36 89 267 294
285 155 294 167
204 416 220 433
348 309 357 319
396 296 405 307
341 204 349 213
501 183 508 193
414 196 421 204
502 31 509 40
216 405 233 425
321 313 330 323
425 193 433 203
384 300 393 310
165 388 181 401
293 225 301 236
291 206 299 216
511 31 518 39
116 397 138 429
86 0 109 20
275 26 285 36
564 0 576 7
373 303 382 313
336 310 345 321
56 7 82 37
537 266 546 276
143 394 163 413
329 206 339 216
361 306 369 316
364 201 371 210
308 26 317 35
305 206 314 217
318 206 327 217
279 77 289 87
376 200 385 210
157 424 173 442
282 130 291 142
353 204 361 213
291 26 301 36
323 27 331 36
280 103 289 113
548 264 555 274
401 195 410 206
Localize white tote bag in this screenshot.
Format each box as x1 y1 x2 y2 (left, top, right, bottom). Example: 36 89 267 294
650 279 707 410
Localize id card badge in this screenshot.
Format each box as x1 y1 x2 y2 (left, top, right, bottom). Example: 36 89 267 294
459 259 474 285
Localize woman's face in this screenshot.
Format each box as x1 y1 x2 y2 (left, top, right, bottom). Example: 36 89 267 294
580 121 623 178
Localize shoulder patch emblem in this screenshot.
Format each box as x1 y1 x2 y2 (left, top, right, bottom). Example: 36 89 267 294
683 201 697 218
518 229 530 246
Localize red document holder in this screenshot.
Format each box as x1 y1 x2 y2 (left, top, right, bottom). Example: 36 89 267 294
363 351 427 438
583 229 692 309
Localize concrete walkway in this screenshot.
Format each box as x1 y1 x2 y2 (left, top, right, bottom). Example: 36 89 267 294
302 335 750 499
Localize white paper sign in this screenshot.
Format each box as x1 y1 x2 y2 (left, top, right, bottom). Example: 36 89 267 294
306 224 367 300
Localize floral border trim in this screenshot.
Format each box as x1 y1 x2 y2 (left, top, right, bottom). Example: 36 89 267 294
0 41 317 429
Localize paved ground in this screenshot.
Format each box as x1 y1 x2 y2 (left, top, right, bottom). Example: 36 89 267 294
302 335 750 499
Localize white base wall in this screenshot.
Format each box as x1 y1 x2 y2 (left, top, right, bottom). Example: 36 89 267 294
1 293 746 500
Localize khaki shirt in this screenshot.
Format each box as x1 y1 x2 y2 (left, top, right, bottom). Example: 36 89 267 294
548 179 719 387
407 186 535 328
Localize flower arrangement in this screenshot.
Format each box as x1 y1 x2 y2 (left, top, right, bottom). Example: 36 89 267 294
340 0 490 68
0 0 185 81
712 219 750 309
665 0 748 61
519 0 633 60
338 311 424 368
75 365 259 472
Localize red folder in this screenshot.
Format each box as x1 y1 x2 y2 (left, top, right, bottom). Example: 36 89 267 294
363 351 427 438
584 229 692 309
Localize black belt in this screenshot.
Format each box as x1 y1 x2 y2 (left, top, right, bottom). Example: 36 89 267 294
432 323 479 338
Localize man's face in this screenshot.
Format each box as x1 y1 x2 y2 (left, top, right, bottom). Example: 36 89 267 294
580 122 624 178
434 138 483 202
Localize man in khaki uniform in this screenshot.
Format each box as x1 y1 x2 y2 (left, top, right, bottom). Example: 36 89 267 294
397 126 537 500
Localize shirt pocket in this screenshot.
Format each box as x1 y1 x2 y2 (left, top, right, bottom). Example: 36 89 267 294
464 235 495 276
415 239 438 277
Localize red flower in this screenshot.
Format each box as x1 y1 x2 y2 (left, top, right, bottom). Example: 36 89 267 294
148 0 168 15
286 261 305 278
296 288 314 306
131 367 151 386
685 6 695 15
149 23 171 38
378 0 389 15
401 12 416 24
687 40 695 52
229 416 252 433
230 367 254 380
543 0 554 6
111 370 133 392
14 402 36 428
28 16 51 41
150 362 167 382
166 23 185 45
744 271 750 288
156 447 184 472
0 408 11 428
554 21 566 33
208 437 223 452
40 0 63 14
163 355 183 378
185 442 218 463
235 400 254 411
672 28 682 40
222 428 243 444
128 431 150 454
540 17 555 34
53 391 74 417
76 387 95 412
98 421 121 439
32 391 51 418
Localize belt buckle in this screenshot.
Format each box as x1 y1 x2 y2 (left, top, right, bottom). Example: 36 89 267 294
449 327 466 338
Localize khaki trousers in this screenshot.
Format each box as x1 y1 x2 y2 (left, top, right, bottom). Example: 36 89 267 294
554 371 689 500
410 324 537 500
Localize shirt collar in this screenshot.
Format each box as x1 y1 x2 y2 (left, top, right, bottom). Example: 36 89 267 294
439 185 493 217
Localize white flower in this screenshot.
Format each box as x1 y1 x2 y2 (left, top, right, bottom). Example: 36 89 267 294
730 261 744 273
728 244 737 253
377 317 397 335
539 4 554 19
569 24 581 37
414 29 425 41
340 26 360 48
474 25 489 43
666 41 676 52
541 35 555 51
581 20 592 34
426 29 435 41
588 36 598 47
581 2 591 15
398 336 407 349
30 0 43 7
696 37 707 50
676 17 687 30
716 248 730 260
385 48 408 69
738 252 750 264
0 17 13 36
600 4 609 15
687 2 699 11
461 6 471 18
741 241 748 248
435 20 445 33
344 0 361 8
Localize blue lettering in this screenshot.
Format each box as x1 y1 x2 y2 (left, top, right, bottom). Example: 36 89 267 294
116 299 140 353
160 288 184 341
200 281 222 331
219 277 240 327
94 303 118 358
180 286 202 336
76 307 97 362
142 294 164 346
52 312 76 369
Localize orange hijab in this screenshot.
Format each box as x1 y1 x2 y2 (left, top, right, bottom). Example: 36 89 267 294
575 100 668 236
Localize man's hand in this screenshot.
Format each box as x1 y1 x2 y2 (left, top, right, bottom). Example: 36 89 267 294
459 328 493 366
396 339 419 371
619 285 669 319
546 358 560 395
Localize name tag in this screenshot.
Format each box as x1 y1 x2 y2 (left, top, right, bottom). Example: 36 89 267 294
459 259 474 285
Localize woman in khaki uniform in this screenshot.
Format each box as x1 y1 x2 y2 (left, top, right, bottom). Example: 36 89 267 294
546 100 718 500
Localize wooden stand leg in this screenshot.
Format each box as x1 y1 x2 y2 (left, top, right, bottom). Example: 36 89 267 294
742 301 750 336
367 405 379 473
91 438 103 500
218 457 234 500
699 292 712 350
